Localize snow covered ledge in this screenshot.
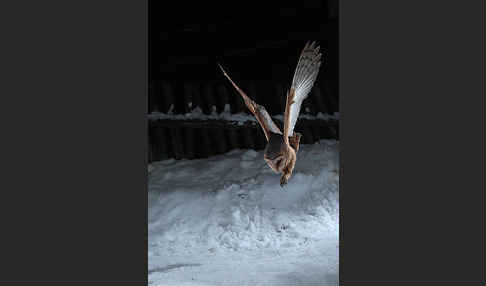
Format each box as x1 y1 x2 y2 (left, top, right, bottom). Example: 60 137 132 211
147 105 339 125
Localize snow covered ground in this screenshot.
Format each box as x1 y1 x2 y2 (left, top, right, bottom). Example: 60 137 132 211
148 139 339 286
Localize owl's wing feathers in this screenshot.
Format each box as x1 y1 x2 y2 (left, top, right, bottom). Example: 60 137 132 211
283 41 322 145
218 64 282 141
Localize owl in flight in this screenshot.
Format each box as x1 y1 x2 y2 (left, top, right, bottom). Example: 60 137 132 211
219 41 322 187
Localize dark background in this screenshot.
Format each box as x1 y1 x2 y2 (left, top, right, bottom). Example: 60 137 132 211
149 0 337 85
148 0 339 160
4 0 485 285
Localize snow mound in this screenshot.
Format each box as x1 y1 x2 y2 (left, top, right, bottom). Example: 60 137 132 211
148 139 339 255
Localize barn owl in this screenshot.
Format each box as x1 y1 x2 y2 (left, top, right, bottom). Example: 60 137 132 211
219 41 322 187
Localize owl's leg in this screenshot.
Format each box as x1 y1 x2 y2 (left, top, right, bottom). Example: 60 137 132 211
280 172 291 187
280 148 296 187
289 132 302 153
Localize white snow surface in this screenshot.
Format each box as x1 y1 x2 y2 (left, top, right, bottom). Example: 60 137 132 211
148 139 339 286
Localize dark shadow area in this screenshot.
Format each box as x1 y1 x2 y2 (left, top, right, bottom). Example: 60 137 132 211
148 263 203 274
148 0 338 161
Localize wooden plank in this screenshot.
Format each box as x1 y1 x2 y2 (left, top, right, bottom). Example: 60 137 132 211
203 83 217 115
148 80 158 113
197 128 212 158
191 83 204 111
154 126 169 161
311 85 328 114
254 127 267 150
169 127 184 159
183 82 193 114
310 124 321 142
241 128 255 150
216 84 230 113
274 83 286 115
148 118 338 160
226 129 240 149
302 125 314 144
209 128 227 155
184 127 196 159
148 118 338 132
162 81 176 113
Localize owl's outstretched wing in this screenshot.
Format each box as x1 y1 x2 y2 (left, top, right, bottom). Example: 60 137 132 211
283 41 322 146
218 63 282 141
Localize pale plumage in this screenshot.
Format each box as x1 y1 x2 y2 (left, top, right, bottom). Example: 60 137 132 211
219 41 322 187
